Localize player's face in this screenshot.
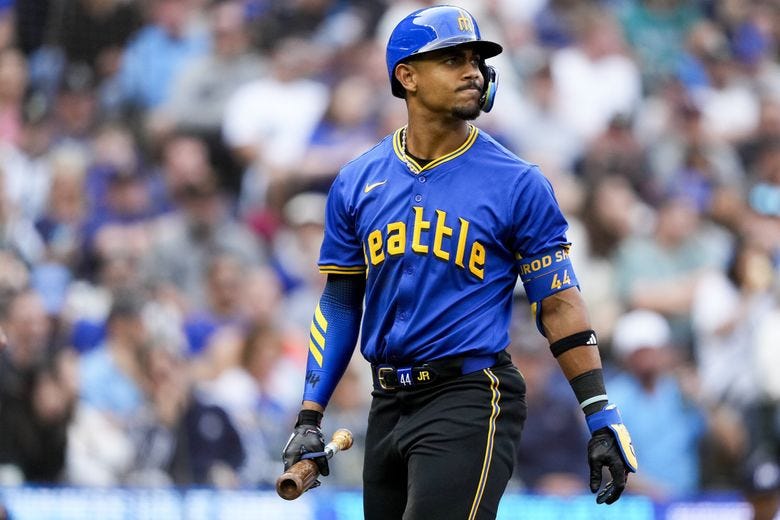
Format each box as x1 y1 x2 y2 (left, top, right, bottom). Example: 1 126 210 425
407 46 484 120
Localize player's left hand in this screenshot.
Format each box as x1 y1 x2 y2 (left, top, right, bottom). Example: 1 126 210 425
585 404 638 504
282 410 330 478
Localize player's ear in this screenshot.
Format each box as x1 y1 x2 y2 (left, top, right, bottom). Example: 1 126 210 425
395 62 418 96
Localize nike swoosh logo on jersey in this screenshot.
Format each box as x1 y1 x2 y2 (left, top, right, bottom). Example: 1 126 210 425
364 180 388 193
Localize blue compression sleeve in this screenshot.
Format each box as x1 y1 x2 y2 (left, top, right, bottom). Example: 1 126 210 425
302 274 365 408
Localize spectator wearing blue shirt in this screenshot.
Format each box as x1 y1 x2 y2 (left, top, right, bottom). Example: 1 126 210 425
78 289 148 425
607 309 706 500
115 0 208 112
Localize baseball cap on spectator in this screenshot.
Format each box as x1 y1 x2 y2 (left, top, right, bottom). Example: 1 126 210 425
283 192 327 227
612 309 671 358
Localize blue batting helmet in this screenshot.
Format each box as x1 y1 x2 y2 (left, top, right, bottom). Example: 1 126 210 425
386 5 502 111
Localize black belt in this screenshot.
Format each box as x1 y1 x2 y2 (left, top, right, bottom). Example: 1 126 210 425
371 352 502 391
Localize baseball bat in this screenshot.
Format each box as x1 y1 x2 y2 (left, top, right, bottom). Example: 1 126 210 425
276 428 354 500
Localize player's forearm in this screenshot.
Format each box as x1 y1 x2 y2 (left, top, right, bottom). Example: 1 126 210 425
301 274 365 409
540 287 602 380
540 287 609 415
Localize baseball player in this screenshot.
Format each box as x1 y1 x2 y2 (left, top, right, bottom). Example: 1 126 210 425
282 5 637 519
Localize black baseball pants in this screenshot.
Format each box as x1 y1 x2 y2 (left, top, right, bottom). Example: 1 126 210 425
363 353 527 520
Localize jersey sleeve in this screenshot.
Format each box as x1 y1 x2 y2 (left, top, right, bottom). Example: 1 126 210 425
318 174 367 275
510 166 579 323
510 166 571 256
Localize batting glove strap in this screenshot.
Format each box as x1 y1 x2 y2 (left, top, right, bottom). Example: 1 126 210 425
296 409 323 427
586 404 638 473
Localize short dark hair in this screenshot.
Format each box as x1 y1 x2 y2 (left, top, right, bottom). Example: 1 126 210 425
107 289 146 323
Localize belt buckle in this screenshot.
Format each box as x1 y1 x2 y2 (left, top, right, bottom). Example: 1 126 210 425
377 366 396 390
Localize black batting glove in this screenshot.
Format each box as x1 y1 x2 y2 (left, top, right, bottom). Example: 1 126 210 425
585 404 638 505
588 427 628 504
282 409 330 477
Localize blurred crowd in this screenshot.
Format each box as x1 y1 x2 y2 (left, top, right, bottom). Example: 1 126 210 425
0 0 778 513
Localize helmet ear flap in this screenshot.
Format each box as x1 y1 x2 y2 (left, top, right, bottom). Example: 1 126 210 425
479 63 499 113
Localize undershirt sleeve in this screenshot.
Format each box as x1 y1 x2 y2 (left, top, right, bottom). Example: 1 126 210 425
302 274 365 407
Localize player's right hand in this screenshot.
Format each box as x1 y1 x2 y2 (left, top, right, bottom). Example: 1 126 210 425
282 409 330 477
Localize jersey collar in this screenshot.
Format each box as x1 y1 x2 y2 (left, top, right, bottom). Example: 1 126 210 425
392 124 478 174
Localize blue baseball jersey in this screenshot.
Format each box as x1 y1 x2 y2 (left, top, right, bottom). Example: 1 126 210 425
319 125 575 365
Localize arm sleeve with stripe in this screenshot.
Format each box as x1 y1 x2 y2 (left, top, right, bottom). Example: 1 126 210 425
302 274 365 408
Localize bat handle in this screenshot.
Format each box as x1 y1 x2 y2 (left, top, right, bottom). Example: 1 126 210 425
276 428 354 501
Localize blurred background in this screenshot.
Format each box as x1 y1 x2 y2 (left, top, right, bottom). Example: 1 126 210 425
0 0 779 518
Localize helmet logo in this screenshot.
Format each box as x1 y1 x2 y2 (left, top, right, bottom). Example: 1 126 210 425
457 11 473 32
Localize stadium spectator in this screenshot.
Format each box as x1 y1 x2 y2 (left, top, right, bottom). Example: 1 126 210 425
182 251 247 356
144 172 264 310
576 113 653 201
0 168 44 265
692 40 761 145
113 0 208 115
77 289 149 425
691 238 778 489
151 131 213 212
647 94 746 224
0 47 27 146
50 63 99 146
511 331 589 495
613 193 730 350
549 5 641 142
0 289 76 483
42 0 142 80
222 37 329 215
154 0 265 196
618 0 703 93
130 336 245 487
194 322 300 486
269 191 327 330
33 145 89 270
607 309 706 499
67 289 150 486
294 75 380 193
510 61 582 171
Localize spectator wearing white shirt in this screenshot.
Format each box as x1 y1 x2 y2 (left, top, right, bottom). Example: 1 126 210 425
222 38 329 215
549 6 642 143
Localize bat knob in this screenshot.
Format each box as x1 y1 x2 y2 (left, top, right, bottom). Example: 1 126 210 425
332 428 353 451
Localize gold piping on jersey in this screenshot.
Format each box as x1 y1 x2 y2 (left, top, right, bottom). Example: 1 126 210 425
393 124 478 174
318 265 367 275
468 368 501 520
